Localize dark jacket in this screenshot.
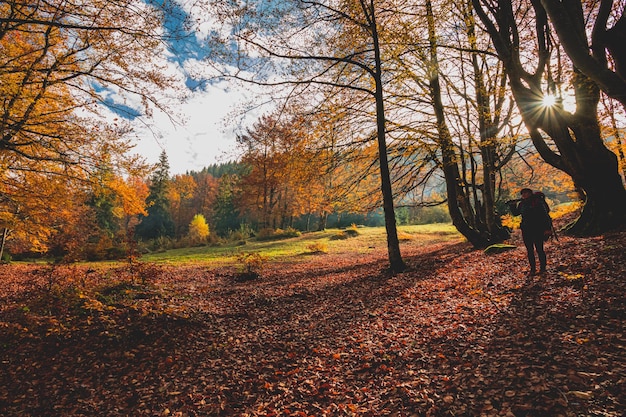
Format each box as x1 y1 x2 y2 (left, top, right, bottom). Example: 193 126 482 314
510 193 551 232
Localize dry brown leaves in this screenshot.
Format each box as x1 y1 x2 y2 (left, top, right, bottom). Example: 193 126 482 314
0 231 624 416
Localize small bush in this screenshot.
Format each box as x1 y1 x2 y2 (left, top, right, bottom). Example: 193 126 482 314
149 236 173 251
306 242 328 254
330 231 348 240
228 224 254 241
235 252 267 281
228 230 246 241
256 227 302 241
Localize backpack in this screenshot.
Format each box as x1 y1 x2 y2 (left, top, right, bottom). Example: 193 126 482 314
533 192 554 240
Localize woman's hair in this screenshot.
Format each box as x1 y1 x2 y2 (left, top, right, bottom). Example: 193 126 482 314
520 188 533 194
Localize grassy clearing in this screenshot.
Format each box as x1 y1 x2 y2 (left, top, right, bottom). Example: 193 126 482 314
140 223 462 266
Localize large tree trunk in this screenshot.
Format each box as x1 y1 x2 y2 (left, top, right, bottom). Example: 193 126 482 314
473 0 626 235
515 70 626 235
570 166 626 235
317 212 328 231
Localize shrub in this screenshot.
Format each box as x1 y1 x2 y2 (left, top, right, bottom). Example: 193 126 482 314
148 236 173 251
235 252 267 281
500 213 520 230
330 231 348 240
306 242 328 254
228 230 245 241
256 227 301 241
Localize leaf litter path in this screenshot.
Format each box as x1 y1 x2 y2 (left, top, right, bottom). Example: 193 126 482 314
0 232 624 416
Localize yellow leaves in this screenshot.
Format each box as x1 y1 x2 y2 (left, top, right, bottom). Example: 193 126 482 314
500 214 520 230
550 201 583 220
237 252 268 275
82 297 106 312
188 214 210 244
560 272 584 281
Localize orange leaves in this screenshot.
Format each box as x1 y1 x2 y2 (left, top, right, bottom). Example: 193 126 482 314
108 176 149 218
0 231 625 415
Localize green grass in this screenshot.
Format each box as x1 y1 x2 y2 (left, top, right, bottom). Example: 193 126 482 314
140 223 461 266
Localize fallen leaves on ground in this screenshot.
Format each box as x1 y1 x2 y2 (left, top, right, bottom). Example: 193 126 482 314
0 230 624 416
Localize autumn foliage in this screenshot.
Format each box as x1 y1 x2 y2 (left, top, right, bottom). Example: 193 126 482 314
0 227 624 416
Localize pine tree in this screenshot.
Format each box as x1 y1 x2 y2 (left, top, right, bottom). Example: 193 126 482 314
135 151 175 240
212 174 241 236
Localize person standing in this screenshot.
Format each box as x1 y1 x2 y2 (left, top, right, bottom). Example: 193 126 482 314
508 188 552 276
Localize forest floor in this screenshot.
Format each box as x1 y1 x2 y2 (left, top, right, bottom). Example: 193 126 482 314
0 226 624 416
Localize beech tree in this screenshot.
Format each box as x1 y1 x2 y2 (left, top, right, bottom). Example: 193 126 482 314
402 0 515 247
0 170 68 259
472 0 626 234
237 113 315 229
539 0 626 111
0 0 175 171
207 0 407 271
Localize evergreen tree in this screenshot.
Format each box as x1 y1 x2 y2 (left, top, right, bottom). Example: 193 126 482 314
136 151 175 240
212 174 242 236
87 158 119 239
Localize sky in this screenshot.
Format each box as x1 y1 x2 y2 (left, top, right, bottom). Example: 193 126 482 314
130 83 248 174
104 0 259 175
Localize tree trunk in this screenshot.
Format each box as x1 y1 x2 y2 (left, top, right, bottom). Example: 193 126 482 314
426 0 507 248
371 0 405 273
569 167 626 235
318 212 328 231
0 228 8 261
468 1 511 242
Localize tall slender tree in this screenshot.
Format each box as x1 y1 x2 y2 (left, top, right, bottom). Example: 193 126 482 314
206 0 407 271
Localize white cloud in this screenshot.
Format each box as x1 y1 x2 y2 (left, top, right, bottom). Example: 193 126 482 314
130 82 250 174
